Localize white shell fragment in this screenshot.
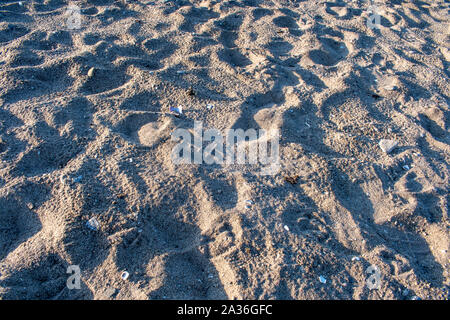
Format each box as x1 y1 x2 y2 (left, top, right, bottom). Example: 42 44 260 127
121 271 129 280
169 106 183 115
86 217 100 231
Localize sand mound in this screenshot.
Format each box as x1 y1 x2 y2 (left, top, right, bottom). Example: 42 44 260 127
0 0 448 300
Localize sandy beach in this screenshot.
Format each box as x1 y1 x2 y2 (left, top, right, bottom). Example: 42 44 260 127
0 0 448 299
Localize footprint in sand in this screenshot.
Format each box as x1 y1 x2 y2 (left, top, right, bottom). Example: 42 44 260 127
115 113 175 148
80 66 131 94
253 104 284 133
137 118 174 148
306 37 349 67
0 23 29 43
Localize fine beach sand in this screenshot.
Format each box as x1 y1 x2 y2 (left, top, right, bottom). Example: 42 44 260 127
0 0 449 299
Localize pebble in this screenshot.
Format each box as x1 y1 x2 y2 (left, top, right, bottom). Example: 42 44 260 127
187 87 195 96
87 67 95 77
379 139 398 154
319 276 327 284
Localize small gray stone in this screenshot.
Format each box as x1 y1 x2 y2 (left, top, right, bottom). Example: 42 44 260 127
379 139 398 154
